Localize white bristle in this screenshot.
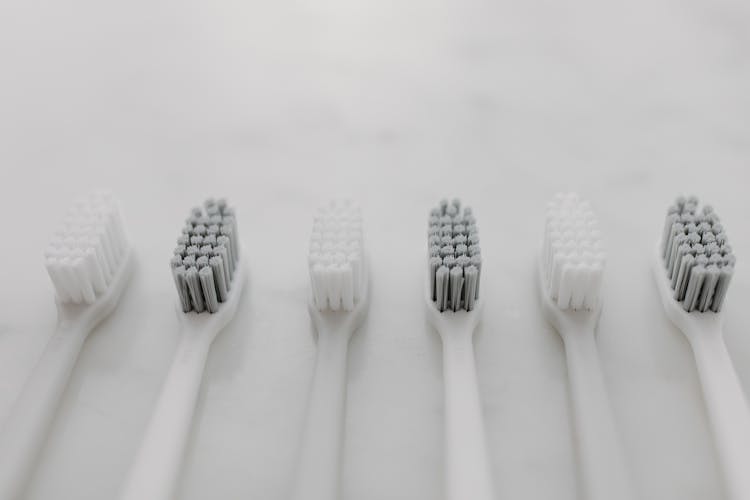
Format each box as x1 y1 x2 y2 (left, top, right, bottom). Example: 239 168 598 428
542 192 605 311
308 200 364 312
44 191 130 305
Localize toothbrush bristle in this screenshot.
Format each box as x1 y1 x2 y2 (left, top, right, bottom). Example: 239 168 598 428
542 193 605 311
44 190 130 304
427 198 481 312
308 200 364 312
171 198 240 313
660 196 735 313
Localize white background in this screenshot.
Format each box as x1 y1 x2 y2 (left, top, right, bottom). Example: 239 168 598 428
1 0 749 498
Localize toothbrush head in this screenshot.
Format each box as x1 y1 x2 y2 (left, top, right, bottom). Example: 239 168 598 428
427 198 482 313
44 190 132 305
657 196 734 314
540 192 605 312
170 198 242 314
308 200 365 312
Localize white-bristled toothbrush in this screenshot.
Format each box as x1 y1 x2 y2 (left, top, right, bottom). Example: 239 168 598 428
0 190 134 499
425 198 494 500
119 198 245 500
652 195 750 500
537 192 633 500
291 200 369 500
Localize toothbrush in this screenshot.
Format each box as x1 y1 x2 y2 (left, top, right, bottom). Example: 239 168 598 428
425 198 494 500
119 198 245 500
652 196 750 500
537 192 632 500
0 190 134 499
291 200 368 500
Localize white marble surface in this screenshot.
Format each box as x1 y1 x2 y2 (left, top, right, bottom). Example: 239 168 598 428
1 0 749 498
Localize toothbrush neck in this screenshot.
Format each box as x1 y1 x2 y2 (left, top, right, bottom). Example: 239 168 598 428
438 324 476 344
316 325 354 348
682 315 724 344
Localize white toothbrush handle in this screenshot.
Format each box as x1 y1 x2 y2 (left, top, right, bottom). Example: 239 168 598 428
291 329 349 500
0 324 87 499
120 334 211 500
690 330 750 500
441 333 495 500
563 329 632 500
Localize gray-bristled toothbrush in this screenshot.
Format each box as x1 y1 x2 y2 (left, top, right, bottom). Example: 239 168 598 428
652 196 749 500
119 198 246 500
425 198 494 500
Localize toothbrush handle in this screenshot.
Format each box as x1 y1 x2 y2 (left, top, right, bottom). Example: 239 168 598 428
690 330 750 500
291 330 349 500
0 324 87 499
441 333 495 500
120 334 211 500
563 330 632 500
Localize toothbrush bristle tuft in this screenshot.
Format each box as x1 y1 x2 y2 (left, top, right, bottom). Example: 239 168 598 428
171 198 240 313
660 196 735 312
427 198 481 312
308 200 364 312
44 190 130 304
542 192 605 311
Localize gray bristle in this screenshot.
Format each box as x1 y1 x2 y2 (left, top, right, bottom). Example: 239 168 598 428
429 256 442 300
199 266 219 313
660 196 734 312
172 266 192 312
449 266 464 312
171 198 240 314
428 199 481 312
210 256 229 302
443 255 456 268
217 236 234 270
206 205 220 217
436 266 449 311
464 265 478 311
214 244 233 285
185 267 205 312
470 254 482 299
